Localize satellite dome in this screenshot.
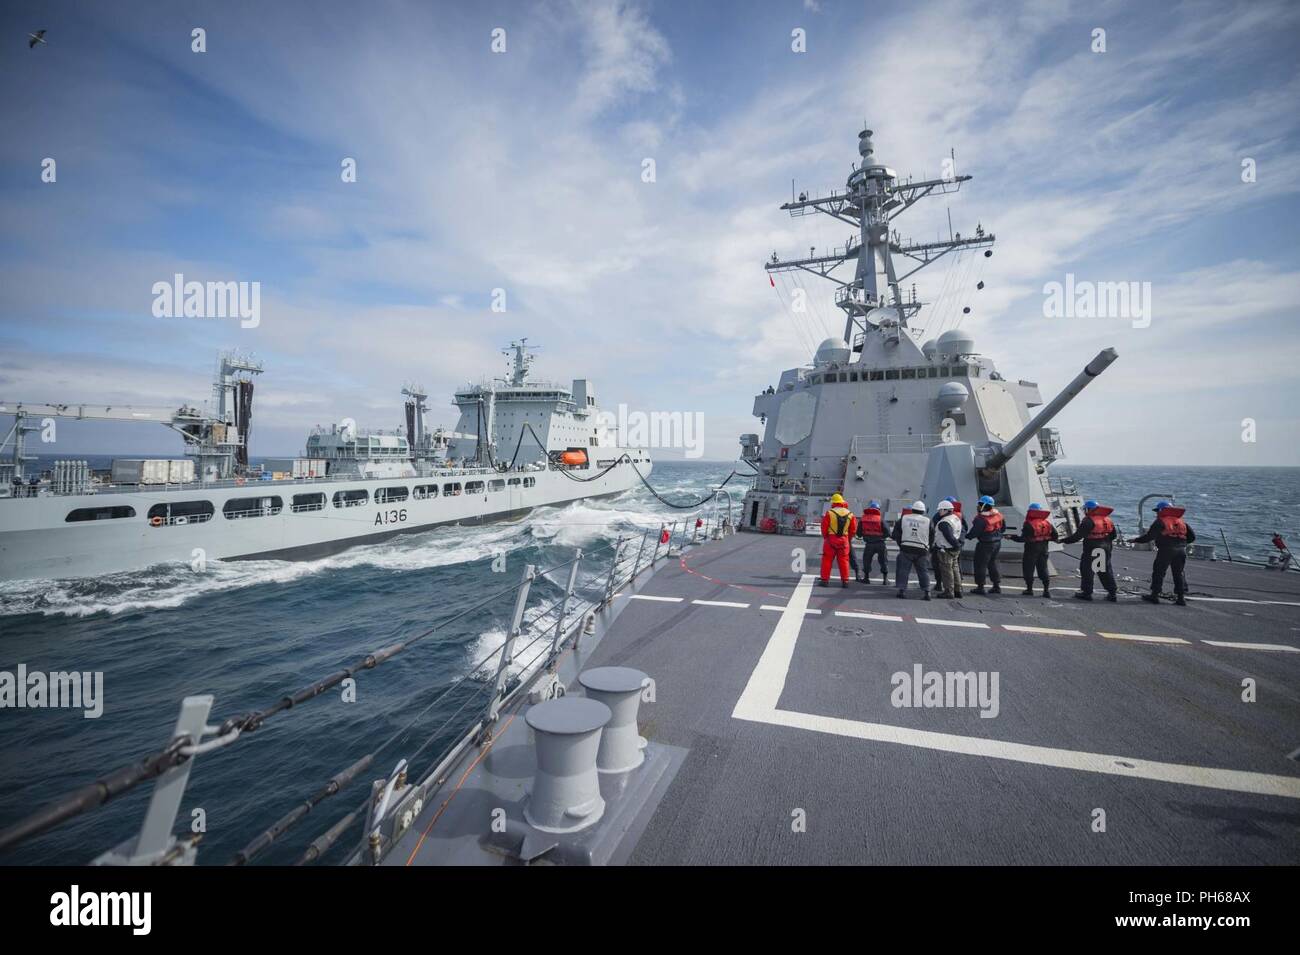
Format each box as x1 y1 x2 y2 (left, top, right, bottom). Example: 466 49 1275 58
937 329 975 358
814 337 851 366
937 381 969 410
921 339 938 360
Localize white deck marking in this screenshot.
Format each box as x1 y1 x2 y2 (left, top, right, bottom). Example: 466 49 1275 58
1202 640 1300 653
1188 596 1300 607
915 618 990 629
750 708 1300 799
733 575 815 717
1100 632 1190 645
1002 625 1086 636
627 594 682 603
692 599 751 609
760 604 820 614
732 575 1300 798
834 610 904 622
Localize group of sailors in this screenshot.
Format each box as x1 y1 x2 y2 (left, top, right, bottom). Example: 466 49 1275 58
816 493 1195 605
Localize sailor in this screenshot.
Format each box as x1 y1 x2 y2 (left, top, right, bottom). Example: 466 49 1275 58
1131 501 1195 605
1007 502 1057 598
817 493 857 588
856 499 890 584
965 495 1004 595
931 500 964 598
891 500 932 600
929 496 966 580
1271 531 1292 571
1061 500 1118 602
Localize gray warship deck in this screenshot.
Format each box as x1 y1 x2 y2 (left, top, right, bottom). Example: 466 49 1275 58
392 531 1300 865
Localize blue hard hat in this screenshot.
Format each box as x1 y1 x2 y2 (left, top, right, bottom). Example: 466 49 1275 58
978 495 994 506
867 499 880 508
1084 499 1098 510
944 496 958 503
1154 500 1170 511
1029 502 1044 510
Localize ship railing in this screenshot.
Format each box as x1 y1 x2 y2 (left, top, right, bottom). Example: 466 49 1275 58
849 433 945 455
0 513 735 866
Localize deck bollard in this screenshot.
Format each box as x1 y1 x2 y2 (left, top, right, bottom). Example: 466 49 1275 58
523 697 612 833
578 667 649 773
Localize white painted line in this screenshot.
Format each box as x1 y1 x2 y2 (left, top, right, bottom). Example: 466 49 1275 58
733 575 815 717
916 618 990 629
746 707 1300 800
1100 632 1190 645
1188 596 1300 607
692 599 751 609
834 610 904 622
627 594 683 603
760 604 821 615
1202 640 1300 653
1002 625 1086 636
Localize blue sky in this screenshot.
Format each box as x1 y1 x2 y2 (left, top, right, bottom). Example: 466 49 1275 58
2 0 1299 464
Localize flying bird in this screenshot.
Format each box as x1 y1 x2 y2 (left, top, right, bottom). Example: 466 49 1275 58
28 30 47 49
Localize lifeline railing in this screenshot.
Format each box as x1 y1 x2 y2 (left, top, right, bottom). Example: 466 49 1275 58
0 513 734 866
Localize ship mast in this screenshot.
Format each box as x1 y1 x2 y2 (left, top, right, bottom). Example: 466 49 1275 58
766 128 995 350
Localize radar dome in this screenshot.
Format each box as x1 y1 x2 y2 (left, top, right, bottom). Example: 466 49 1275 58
937 329 975 358
937 381 970 410
921 339 938 360
814 338 851 366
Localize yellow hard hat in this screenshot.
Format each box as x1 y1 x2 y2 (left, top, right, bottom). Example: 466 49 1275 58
830 493 845 505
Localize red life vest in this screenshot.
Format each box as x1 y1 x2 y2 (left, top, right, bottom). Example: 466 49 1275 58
951 500 962 515
1157 506 1188 540
859 508 884 538
1025 509 1053 542
981 509 1004 534
1085 505 1114 540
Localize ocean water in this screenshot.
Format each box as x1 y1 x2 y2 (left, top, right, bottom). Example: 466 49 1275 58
0 461 1295 865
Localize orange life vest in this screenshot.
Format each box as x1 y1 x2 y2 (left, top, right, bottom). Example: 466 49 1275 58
981 509 1005 534
1157 507 1188 540
1085 506 1114 540
1025 510 1053 542
859 508 884 538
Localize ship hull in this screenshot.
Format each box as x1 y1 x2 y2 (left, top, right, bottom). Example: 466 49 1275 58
0 457 649 582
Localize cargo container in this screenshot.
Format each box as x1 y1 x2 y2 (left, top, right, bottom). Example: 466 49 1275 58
110 459 173 485
167 459 196 483
263 458 327 479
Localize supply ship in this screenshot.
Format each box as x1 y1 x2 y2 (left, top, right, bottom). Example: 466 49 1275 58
0 341 651 581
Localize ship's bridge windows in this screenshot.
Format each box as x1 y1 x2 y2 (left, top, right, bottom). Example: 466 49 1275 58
291 492 325 513
224 496 283 519
331 489 369 509
523 477 536 488
147 501 215 526
926 367 939 378
901 368 916 380
868 370 884 381
444 482 463 496
465 481 485 495
952 365 970 377
376 486 409 504
507 478 521 486
850 372 860 382
488 479 506 492
884 369 900 380
413 484 438 500
66 505 137 523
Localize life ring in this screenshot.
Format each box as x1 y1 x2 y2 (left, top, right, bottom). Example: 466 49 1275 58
150 516 163 527
792 516 806 531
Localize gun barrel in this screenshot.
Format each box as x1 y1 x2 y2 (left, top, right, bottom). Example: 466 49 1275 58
985 348 1117 470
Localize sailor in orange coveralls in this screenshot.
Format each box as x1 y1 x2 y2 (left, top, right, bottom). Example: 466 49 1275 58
817 493 857 588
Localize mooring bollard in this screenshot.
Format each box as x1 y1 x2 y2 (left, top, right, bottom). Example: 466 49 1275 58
523 697 612 833
577 667 649 773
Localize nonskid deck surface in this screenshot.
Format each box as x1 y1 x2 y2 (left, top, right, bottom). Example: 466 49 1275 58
580 533 1300 864
391 532 1300 865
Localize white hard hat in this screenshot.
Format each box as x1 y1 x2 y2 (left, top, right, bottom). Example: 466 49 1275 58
936 501 954 514
911 500 927 512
